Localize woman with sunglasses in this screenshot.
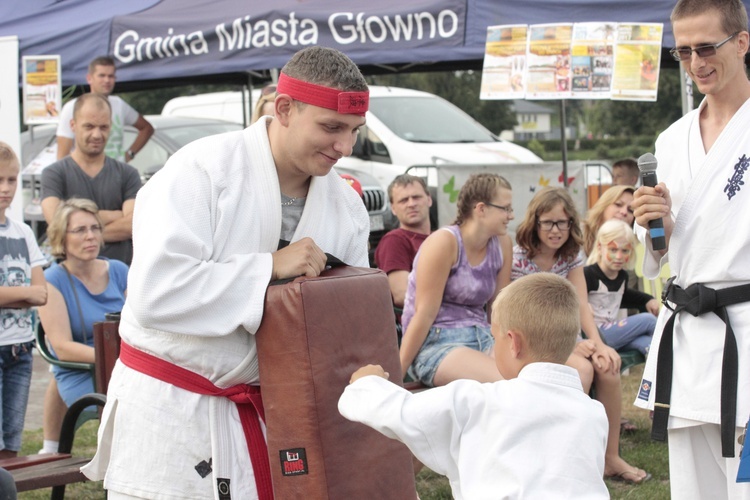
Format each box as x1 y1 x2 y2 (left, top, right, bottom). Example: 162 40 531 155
512 187 650 485
399 173 514 387
37 198 128 454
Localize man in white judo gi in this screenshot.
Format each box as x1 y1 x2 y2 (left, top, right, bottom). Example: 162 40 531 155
632 0 750 497
81 46 371 499
339 273 609 500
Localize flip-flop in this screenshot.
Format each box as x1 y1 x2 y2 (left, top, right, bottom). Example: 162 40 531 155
605 469 652 484
620 418 637 434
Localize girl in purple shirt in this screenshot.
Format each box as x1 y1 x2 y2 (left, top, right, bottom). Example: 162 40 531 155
400 174 513 387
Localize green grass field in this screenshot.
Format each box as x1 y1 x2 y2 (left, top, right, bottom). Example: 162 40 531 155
17 365 667 499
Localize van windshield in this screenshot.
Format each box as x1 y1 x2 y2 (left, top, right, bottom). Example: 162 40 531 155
368 96 497 143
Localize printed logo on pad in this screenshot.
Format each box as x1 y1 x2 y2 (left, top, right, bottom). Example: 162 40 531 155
638 379 652 401
280 448 309 476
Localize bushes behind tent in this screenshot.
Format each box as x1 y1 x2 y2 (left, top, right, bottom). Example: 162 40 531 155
515 136 656 162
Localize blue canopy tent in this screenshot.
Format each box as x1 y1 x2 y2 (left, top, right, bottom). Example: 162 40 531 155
3 0 748 90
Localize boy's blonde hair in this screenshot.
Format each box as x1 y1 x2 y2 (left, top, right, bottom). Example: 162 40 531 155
0 142 19 170
585 219 638 268
492 273 580 363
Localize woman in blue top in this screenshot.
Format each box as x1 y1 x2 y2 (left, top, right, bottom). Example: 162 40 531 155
37 198 127 453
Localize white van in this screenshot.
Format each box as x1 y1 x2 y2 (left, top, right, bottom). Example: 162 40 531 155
339 86 541 190
161 91 252 125
161 86 542 192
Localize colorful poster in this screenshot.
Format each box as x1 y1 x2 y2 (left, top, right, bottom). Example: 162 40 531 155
570 22 616 99
22 55 61 125
611 23 663 101
480 25 527 100
526 23 573 100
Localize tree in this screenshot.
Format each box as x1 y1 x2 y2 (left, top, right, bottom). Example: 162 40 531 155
580 67 682 139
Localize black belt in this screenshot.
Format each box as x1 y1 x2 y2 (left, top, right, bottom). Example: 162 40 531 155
652 279 750 457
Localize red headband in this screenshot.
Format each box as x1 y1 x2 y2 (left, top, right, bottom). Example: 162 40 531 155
276 73 369 116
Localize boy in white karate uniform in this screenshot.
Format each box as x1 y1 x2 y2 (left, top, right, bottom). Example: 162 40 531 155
339 273 609 500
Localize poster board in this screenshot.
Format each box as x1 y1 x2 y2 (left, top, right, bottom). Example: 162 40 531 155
480 22 662 102
611 23 663 101
526 23 573 100
480 25 527 100
571 22 616 99
22 55 62 125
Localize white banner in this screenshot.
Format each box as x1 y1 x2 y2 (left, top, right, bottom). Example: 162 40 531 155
435 162 587 238
0 37 23 223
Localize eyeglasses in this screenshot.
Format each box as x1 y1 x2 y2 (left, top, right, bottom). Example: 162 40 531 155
537 219 573 231
67 224 102 236
261 84 277 96
485 202 514 214
669 32 739 61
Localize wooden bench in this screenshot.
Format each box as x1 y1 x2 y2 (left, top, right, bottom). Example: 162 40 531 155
2 315 122 498
8 393 106 498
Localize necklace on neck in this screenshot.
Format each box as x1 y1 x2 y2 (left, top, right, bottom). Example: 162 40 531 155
281 191 305 207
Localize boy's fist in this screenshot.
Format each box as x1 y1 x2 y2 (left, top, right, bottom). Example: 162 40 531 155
349 364 389 384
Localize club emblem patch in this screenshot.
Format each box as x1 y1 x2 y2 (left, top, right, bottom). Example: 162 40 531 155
638 379 652 401
725 154 749 200
280 448 308 476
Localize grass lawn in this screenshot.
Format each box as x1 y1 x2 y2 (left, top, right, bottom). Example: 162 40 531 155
16 366 667 499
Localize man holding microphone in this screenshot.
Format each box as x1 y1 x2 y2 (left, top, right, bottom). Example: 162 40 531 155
632 0 750 498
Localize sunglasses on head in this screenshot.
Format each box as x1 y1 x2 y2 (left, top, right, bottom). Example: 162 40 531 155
669 31 739 61
261 84 277 96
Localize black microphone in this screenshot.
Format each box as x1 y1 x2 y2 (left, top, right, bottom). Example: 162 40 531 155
637 153 666 251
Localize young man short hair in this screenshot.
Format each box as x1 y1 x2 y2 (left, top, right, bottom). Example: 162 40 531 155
81 46 371 499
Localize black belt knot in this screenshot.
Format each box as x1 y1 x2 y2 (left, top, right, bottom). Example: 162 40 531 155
653 279 750 457
665 282 717 316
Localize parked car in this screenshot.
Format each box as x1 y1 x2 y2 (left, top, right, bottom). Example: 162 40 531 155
22 115 394 263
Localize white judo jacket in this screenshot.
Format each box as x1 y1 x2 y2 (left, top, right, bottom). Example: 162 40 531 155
82 116 370 499
635 98 750 432
340 363 609 500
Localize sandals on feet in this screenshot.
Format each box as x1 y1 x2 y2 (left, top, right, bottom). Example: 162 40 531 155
605 469 652 485
620 417 637 434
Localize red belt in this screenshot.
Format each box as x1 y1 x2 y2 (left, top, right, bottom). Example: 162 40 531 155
119 342 273 499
